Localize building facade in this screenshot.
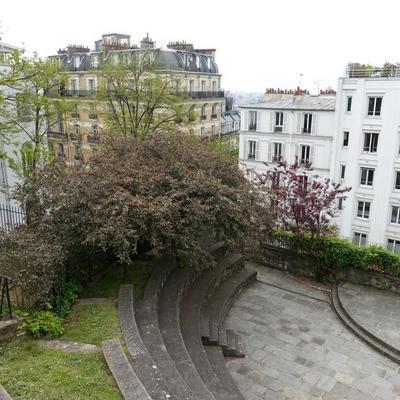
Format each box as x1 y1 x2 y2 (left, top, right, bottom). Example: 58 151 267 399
47 33 224 164
239 89 336 181
331 65 400 249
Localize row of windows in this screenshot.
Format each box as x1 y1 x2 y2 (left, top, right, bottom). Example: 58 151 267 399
342 131 379 153
340 165 400 191
246 140 312 164
345 95 382 117
352 232 400 254
247 111 314 134
354 201 400 225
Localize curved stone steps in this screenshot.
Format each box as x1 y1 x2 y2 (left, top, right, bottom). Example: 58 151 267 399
102 339 151 400
331 283 400 365
205 268 257 353
180 253 245 400
134 262 194 400
0 385 12 400
158 266 215 400
204 346 245 400
118 285 174 400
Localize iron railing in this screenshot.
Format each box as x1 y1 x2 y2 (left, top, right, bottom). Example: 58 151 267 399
0 276 12 319
0 204 26 233
346 67 400 79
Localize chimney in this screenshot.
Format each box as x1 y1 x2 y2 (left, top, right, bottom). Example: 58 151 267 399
167 40 194 52
65 45 90 58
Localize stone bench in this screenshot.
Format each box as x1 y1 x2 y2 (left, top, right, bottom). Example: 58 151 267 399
118 285 174 400
102 339 151 400
180 250 246 400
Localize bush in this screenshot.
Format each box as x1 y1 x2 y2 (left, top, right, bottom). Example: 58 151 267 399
0 227 66 309
20 311 64 338
52 281 81 318
267 230 400 279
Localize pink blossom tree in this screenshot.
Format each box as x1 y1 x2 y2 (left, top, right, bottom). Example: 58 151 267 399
257 157 351 237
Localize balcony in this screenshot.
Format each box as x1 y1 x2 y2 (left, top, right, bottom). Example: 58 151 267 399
211 113 218 119
48 131 67 139
186 90 225 100
248 124 257 131
346 65 400 79
274 126 283 133
88 113 98 120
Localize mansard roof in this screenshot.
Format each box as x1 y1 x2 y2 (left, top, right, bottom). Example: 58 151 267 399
240 96 336 111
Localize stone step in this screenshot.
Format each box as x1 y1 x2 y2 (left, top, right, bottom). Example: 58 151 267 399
200 253 244 343
204 268 257 348
224 329 245 358
0 384 12 400
204 346 245 400
180 252 245 400
158 266 215 400
134 262 194 400
118 285 174 400
332 283 400 365
102 339 151 400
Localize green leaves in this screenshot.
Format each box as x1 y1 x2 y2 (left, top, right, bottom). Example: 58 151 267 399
19 311 64 339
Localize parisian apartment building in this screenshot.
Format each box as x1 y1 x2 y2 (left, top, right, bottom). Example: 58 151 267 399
47 33 225 165
239 65 400 251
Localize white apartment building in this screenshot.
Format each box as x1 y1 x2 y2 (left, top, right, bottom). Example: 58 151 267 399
0 40 21 208
331 66 400 249
239 89 336 181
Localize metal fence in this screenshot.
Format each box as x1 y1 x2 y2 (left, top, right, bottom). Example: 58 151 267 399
0 203 26 233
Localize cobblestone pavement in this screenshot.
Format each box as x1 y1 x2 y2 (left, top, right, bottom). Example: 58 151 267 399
225 264 400 400
339 282 400 350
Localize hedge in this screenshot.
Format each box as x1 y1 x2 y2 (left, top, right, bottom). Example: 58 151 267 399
267 230 400 278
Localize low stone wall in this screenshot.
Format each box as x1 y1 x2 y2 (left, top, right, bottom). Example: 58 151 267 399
259 245 400 295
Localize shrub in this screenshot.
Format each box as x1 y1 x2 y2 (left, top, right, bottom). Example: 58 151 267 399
52 281 81 318
267 230 400 279
0 227 66 309
20 311 64 338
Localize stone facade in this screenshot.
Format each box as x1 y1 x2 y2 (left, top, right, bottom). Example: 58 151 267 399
47 34 224 165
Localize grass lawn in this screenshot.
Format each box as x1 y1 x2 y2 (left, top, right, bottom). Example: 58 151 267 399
0 339 122 400
61 303 123 347
0 256 155 399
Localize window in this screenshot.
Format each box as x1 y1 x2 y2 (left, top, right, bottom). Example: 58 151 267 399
387 239 400 253
212 81 217 93
275 112 283 132
201 104 207 120
200 127 205 138
360 168 374 186
189 80 194 93
201 81 206 92
367 96 382 116
340 165 346 180
71 79 78 96
302 113 313 134
300 145 311 164
363 132 378 153
58 143 64 158
343 131 349 147
248 111 257 130
248 140 256 160
357 201 370 218
346 96 352 112
273 143 282 161
338 197 344 210
391 206 400 224
395 172 400 190
88 79 96 94
75 124 80 134
353 232 367 246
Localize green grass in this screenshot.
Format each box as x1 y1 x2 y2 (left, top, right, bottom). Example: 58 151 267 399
0 339 122 400
61 303 123 347
82 258 154 299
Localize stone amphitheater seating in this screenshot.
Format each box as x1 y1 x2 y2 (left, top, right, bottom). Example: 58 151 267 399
103 243 257 400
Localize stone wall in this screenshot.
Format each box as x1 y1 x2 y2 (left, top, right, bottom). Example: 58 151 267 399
259 245 400 295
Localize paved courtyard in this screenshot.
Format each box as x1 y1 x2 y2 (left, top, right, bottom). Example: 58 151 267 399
225 264 400 400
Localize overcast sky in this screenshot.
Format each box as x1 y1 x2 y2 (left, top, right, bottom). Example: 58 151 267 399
2 0 400 93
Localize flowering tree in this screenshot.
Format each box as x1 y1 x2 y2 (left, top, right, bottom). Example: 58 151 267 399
257 157 351 237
